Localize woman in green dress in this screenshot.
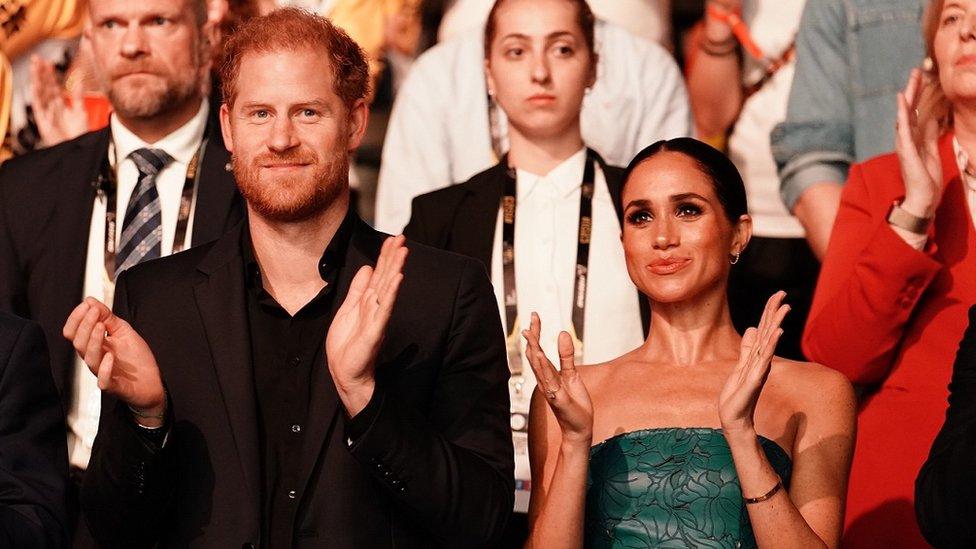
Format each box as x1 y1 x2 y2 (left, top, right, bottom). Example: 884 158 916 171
523 138 856 548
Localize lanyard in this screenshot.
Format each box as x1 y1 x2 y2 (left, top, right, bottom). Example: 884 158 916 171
706 3 765 61
501 151 596 383
96 138 205 280
704 3 796 99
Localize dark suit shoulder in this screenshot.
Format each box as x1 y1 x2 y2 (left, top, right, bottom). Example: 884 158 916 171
0 130 106 185
413 182 465 206
417 162 504 204
403 236 484 278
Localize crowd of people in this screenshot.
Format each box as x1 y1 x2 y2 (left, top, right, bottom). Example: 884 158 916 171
0 0 975 547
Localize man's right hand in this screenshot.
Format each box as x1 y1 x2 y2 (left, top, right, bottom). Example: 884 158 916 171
63 298 166 422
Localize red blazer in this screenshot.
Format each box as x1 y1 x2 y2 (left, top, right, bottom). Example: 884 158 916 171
804 133 976 547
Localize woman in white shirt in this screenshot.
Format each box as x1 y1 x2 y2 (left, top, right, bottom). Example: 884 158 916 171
404 0 645 544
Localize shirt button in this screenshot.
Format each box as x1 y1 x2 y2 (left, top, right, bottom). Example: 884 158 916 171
289 357 301 367
291 424 302 433
287 490 296 499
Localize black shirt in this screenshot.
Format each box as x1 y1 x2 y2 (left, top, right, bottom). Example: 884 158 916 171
242 211 354 549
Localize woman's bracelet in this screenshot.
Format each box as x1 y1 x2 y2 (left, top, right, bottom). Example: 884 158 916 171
699 36 739 57
743 476 783 504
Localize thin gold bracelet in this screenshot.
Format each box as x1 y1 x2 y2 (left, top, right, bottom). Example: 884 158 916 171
743 476 783 505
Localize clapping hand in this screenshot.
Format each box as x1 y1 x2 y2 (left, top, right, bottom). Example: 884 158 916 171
326 235 407 415
62 297 166 423
523 313 593 445
896 67 944 219
29 55 89 148
718 291 790 435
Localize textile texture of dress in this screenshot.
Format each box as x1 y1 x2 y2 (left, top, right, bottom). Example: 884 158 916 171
585 428 792 548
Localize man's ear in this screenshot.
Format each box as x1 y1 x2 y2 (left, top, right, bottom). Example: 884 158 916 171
346 98 369 152
219 102 234 154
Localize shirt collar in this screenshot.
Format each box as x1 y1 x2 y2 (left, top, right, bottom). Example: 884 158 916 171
952 136 976 192
109 98 209 166
515 147 588 200
243 206 358 290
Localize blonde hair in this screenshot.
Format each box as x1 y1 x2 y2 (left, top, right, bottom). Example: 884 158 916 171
921 0 953 129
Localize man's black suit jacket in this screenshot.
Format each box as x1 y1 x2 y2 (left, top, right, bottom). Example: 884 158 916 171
81 218 515 548
403 153 651 332
916 304 976 548
0 123 244 405
0 312 68 548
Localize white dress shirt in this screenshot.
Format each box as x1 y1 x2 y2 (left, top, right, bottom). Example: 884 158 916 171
67 99 209 470
375 19 691 234
490 149 645 512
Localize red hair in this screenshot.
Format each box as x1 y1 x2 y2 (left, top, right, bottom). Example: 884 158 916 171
219 8 370 109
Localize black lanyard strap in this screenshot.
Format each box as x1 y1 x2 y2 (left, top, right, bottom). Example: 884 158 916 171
501 150 596 379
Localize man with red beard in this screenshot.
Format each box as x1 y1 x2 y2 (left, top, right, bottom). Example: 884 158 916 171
0 0 242 546
62 8 513 548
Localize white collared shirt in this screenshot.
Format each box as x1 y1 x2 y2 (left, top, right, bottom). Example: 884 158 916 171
67 99 209 470
489 149 644 512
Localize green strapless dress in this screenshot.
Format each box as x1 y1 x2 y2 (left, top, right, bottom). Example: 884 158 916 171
585 427 792 548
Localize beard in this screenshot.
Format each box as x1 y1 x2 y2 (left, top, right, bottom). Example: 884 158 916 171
233 145 348 223
104 60 201 119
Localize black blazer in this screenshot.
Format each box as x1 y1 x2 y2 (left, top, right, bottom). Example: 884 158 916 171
0 312 68 548
81 218 514 548
0 121 243 405
404 153 651 333
916 304 976 548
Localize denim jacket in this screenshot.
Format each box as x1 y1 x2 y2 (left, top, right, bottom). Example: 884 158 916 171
771 0 925 210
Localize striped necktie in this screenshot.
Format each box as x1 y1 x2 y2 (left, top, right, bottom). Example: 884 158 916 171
115 148 173 277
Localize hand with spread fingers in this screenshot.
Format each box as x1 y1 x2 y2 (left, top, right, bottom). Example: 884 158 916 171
29 55 89 148
896 67 945 219
62 297 166 425
327 235 408 415
718 291 790 435
522 312 593 444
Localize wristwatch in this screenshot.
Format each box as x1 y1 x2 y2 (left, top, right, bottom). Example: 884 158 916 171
887 201 933 235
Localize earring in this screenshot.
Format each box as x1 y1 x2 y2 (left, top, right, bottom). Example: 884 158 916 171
730 252 740 265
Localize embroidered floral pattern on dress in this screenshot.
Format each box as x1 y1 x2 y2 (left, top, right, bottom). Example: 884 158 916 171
585 427 792 548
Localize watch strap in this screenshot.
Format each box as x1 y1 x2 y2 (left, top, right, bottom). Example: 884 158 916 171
887 201 932 235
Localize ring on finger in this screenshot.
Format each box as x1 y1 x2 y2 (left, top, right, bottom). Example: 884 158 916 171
545 386 561 400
